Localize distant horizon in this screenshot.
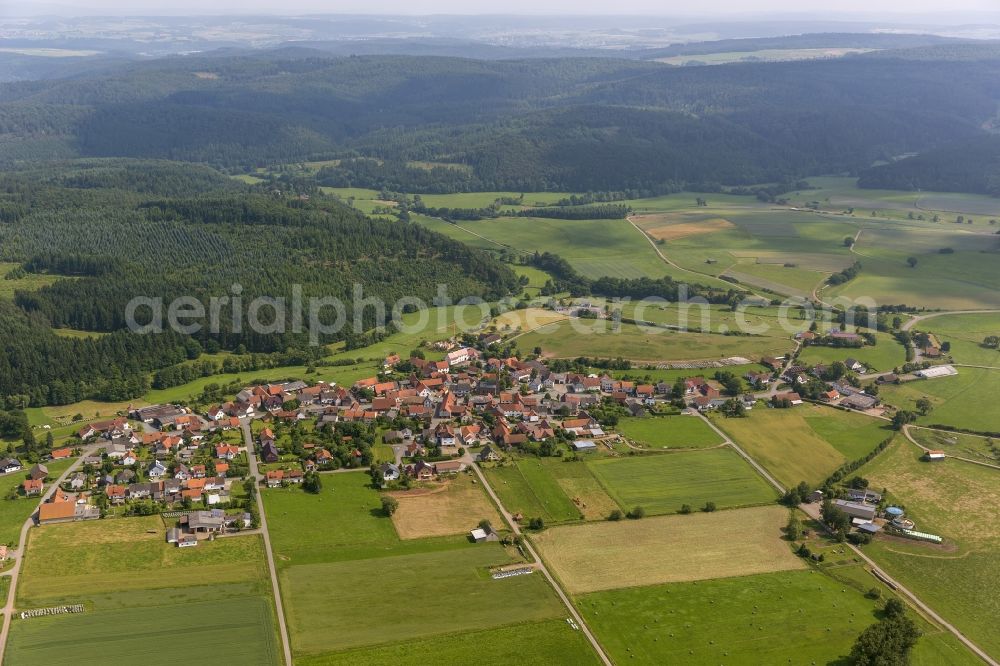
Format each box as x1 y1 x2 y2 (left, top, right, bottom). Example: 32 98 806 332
3 2 1000 21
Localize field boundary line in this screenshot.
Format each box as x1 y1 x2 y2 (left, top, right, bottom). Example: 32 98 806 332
470 463 613 666
243 421 293 666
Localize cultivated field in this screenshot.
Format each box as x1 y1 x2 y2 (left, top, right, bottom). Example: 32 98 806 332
263 473 469 566
482 458 583 523
8 592 279 666
492 307 569 334
536 458 620 521
280 545 564 656
586 448 777 515
829 247 1000 310
578 566 976 666
17 516 269 603
533 505 802 594
518 320 791 363
298 619 602 666
714 405 891 487
11 516 279 665
619 301 810 337
615 414 725 449
633 213 735 241
390 474 503 539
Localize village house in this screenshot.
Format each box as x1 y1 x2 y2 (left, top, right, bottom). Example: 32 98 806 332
22 478 43 497
148 460 168 479
477 445 502 462
379 463 400 484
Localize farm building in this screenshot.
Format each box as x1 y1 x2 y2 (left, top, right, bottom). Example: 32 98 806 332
924 450 947 461
898 529 943 544
571 440 597 452
847 489 882 504
857 522 882 535
840 394 880 411
833 499 876 522
38 501 100 524
915 365 958 379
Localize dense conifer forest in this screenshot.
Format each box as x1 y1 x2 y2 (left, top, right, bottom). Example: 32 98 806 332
0 160 518 407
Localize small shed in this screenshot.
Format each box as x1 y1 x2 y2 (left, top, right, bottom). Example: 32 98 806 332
470 528 488 543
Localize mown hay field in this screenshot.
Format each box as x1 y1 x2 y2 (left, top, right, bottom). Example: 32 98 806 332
532 505 803 594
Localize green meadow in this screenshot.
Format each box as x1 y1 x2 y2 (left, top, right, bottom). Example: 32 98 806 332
281 545 565 656
297 619 601 666
909 427 999 464
586 448 777 515
517 320 791 363
797 332 907 372
713 405 891 488
615 415 725 449
12 517 279 665
578 567 977 666
858 437 1000 659
262 473 469 566
263 470 578 664
482 458 583 523
712 405 891 487
879 368 1000 433
913 312 1000 367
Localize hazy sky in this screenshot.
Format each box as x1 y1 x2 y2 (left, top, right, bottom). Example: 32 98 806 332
6 0 1000 17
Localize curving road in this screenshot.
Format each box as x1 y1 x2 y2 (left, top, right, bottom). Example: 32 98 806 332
901 310 1000 332
902 424 1000 472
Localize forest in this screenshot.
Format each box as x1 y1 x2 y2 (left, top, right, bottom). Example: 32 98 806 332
2 47 1000 191
0 160 518 407
859 136 1000 196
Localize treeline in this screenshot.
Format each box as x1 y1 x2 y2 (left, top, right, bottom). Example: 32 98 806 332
525 251 743 304
150 348 326 390
828 262 862 286
409 200 628 222
513 204 628 220
316 158 481 194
